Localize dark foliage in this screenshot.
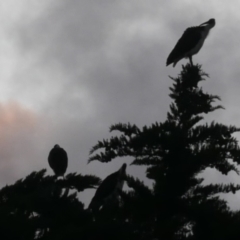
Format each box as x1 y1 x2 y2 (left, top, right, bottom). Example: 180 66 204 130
0 170 101 240
89 64 240 239
1 64 240 239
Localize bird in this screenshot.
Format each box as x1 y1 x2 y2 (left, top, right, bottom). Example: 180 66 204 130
48 144 68 178
166 18 216 67
88 163 127 211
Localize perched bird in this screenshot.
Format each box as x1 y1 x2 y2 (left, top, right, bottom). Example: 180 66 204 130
48 144 68 177
88 163 127 211
166 18 216 67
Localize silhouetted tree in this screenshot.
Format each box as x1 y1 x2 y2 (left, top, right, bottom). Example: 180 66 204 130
1 64 240 240
89 64 240 239
0 169 100 240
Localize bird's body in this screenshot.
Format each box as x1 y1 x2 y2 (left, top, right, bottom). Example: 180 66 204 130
48 144 68 177
166 19 216 67
88 163 127 211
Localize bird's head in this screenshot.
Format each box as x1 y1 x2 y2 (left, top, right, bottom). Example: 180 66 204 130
54 144 60 148
119 163 127 175
200 18 215 28
119 163 127 179
121 163 127 171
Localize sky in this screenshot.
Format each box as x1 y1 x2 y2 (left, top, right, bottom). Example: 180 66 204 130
1 0 240 209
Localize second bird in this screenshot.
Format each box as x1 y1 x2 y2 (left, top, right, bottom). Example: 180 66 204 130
48 144 68 177
88 163 127 211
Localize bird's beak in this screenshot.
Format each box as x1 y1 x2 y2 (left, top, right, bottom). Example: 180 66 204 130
199 20 209 26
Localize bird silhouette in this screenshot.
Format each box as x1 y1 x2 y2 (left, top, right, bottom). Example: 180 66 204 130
167 18 215 67
48 144 68 178
88 163 127 211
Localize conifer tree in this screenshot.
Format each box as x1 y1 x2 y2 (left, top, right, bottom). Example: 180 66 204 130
1 64 240 240
89 64 240 239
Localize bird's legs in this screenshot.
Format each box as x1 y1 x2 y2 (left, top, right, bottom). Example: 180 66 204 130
189 56 193 66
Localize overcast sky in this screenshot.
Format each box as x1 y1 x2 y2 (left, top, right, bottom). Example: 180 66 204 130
1 0 240 208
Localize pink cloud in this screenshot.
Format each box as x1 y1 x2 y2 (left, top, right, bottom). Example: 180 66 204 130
0 101 48 186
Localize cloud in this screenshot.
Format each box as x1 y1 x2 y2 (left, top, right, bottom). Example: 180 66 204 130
0 101 49 186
